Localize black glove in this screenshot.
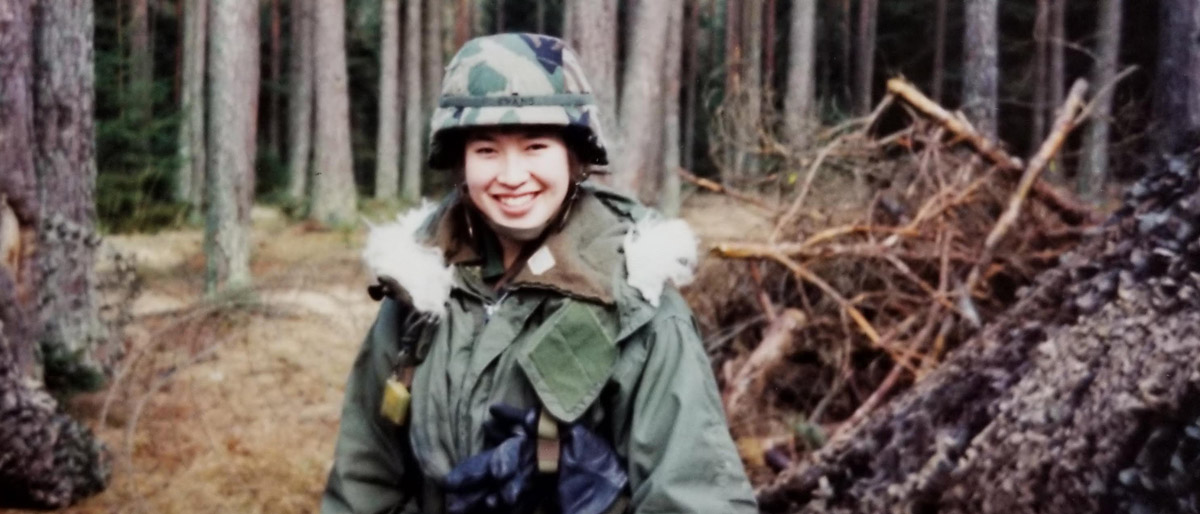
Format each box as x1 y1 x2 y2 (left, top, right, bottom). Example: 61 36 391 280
367 275 404 302
445 404 539 514
558 424 628 514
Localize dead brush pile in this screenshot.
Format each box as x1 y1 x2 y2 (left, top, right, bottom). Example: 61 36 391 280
690 79 1099 484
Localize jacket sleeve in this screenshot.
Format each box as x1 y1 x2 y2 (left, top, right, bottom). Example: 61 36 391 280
322 299 419 514
619 310 759 513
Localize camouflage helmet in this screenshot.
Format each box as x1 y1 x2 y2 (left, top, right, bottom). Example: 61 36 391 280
427 33 609 170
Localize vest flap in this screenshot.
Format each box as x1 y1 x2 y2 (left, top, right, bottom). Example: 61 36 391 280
517 300 618 423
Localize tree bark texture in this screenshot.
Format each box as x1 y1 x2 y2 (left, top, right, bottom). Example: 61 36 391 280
932 0 947 103
661 0 684 216
0 0 40 378
376 0 401 200
1078 0 1123 203
1031 0 1049 150
759 156 1200 514
741 0 763 177
963 0 999 136
205 0 258 292
1154 0 1200 153
424 0 443 118
455 0 471 48
495 0 505 32
176 0 206 213
0 1 109 507
287 0 313 203
616 0 672 201
34 0 111 391
1049 0 1067 135
681 0 702 174
267 0 283 157
854 0 878 116
402 0 423 202
785 0 817 149
573 0 619 169
764 0 777 92
311 0 357 224
128 0 152 122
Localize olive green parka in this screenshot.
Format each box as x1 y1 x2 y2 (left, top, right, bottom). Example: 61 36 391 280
322 186 757 513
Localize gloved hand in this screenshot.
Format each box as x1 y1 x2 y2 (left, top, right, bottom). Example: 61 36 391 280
445 404 539 514
367 275 404 302
558 424 628 514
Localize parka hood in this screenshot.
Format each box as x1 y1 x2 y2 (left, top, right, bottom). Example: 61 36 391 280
360 188 697 315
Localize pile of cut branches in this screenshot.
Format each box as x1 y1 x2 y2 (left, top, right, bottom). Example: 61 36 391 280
694 79 1100 482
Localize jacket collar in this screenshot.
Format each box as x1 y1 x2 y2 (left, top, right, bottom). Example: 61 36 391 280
426 190 624 305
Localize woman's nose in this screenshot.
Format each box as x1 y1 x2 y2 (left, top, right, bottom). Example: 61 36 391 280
495 152 530 186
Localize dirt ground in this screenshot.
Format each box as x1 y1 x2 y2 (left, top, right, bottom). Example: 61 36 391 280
12 195 772 514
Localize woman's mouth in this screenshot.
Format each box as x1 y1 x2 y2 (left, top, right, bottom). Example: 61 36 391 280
493 191 540 214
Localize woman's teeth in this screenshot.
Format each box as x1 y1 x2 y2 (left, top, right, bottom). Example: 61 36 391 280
498 193 536 207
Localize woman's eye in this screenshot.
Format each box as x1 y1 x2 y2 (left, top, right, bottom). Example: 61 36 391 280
527 143 548 151
472 146 497 155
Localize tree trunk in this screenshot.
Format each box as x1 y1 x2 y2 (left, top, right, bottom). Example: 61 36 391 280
963 0 999 136
0 0 110 507
495 0 505 32
563 0 575 45
661 0 684 216
763 0 777 92
932 0 947 103
376 0 401 200
424 0 443 115
206 0 258 292
854 0 878 116
681 0 702 174
35 0 112 392
573 0 619 171
455 0 471 47
267 0 283 157
785 0 817 149
401 0 423 202
616 0 672 201
840 0 851 106
759 156 1200 514
1031 0 1049 149
742 0 763 176
129 0 152 123
0 0 41 379
1078 0 1123 203
1153 0 1200 153
310 0 357 224
1049 0 1067 134
473 0 486 38
287 0 314 203
536 0 545 34
177 0 206 214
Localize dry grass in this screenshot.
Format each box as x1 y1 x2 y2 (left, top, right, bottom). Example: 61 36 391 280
0 210 380 514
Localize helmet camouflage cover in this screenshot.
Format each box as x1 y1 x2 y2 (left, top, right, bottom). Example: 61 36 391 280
428 33 609 169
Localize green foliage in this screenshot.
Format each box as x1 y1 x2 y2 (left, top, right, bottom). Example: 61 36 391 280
93 1 187 233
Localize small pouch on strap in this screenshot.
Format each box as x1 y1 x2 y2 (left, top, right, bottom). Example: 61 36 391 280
380 355 416 426
536 411 561 473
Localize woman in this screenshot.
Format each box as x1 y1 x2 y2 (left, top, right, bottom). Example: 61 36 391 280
323 33 756 514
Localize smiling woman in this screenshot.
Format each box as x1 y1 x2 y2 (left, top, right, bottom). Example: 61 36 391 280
322 33 757 514
462 128 574 268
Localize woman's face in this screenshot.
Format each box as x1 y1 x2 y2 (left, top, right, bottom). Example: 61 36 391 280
463 128 572 237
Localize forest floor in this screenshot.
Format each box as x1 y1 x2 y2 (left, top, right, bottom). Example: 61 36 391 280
26 192 781 514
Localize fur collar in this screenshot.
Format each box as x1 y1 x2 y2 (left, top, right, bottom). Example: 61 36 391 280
361 198 697 314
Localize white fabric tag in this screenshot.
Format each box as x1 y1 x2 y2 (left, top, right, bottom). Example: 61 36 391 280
527 246 556 276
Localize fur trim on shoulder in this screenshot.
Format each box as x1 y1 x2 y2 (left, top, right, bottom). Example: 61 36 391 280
623 216 698 307
362 203 453 317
